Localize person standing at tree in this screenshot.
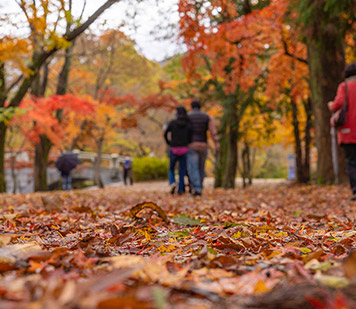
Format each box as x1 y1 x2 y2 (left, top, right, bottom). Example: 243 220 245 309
55 151 79 190
329 63 356 200
187 100 220 196
164 106 193 195
123 156 133 186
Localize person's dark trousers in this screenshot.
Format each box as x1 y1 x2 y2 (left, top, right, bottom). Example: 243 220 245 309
342 143 356 194
61 173 72 190
124 168 133 186
168 150 187 194
187 148 208 194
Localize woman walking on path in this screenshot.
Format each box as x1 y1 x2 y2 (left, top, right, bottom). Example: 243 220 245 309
164 106 193 194
329 63 356 200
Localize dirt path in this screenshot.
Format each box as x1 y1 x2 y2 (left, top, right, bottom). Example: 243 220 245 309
107 177 287 192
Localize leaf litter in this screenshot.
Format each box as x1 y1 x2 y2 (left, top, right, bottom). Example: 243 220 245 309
0 184 356 308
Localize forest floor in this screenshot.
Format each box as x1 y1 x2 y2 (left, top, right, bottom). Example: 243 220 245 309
0 181 356 308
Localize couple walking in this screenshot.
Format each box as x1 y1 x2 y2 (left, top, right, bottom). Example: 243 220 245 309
164 100 220 196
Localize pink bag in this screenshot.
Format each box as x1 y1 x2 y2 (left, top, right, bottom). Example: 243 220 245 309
171 147 189 156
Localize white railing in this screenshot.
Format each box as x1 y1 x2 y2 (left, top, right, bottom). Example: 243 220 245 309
72 150 130 169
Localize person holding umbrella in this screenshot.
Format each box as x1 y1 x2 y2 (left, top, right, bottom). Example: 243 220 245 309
55 151 79 190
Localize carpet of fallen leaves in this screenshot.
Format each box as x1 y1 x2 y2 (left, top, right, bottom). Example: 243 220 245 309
1 183 356 308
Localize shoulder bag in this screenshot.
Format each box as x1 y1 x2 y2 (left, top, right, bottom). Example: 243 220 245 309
331 81 348 128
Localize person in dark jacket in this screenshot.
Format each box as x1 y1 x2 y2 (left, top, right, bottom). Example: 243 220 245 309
123 156 133 186
188 100 220 196
329 62 356 200
55 151 79 190
164 106 193 194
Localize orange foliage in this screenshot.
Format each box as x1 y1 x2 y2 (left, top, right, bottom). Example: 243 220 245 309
178 0 289 93
16 95 95 146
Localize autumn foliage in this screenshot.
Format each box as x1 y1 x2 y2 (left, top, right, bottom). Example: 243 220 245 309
1 183 356 307
15 95 94 147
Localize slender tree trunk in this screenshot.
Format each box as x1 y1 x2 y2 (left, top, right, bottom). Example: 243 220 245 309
214 120 227 188
34 40 73 191
34 135 51 191
302 97 312 183
241 142 252 188
57 46 74 96
291 99 304 182
249 147 255 185
0 123 6 192
33 61 51 191
222 98 239 189
307 40 345 184
10 155 17 194
94 138 104 188
0 62 7 192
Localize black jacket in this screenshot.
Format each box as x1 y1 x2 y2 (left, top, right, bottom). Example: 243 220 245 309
164 118 193 147
189 109 210 143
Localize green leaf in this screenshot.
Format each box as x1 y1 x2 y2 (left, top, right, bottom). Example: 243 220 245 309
298 247 312 254
168 230 190 238
172 214 202 226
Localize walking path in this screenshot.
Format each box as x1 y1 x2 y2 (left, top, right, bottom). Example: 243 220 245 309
107 177 287 192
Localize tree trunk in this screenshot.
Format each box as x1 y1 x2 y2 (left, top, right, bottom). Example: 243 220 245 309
214 120 227 188
0 123 6 192
302 97 312 183
34 37 74 191
57 44 74 96
291 98 305 183
307 40 345 184
34 135 52 192
0 63 6 192
222 98 239 189
33 61 51 191
94 138 104 188
242 142 252 188
10 155 17 194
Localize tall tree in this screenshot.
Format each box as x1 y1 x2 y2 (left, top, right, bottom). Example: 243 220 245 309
178 0 276 188
292 0 356 183
0 0 121 192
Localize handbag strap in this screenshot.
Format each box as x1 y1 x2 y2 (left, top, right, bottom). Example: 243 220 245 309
344 81 348 110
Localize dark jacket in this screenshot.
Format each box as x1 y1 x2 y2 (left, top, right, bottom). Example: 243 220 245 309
164 118 193 147
188 109 210 143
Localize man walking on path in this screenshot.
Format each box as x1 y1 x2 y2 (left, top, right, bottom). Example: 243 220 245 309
123 156 133 186
188 100 220 196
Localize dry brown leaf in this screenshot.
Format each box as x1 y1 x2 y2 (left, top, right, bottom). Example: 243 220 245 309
129 202 168 223
41 194 63 212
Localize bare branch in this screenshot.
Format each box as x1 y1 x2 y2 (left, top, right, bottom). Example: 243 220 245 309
281 37 308 65
9 0 120 108
65 0 120 42
6 75 23 95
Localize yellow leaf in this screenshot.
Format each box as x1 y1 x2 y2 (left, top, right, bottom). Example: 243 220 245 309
254 280 269 294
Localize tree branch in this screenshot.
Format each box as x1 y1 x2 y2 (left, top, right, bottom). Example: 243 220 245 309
282 37 308 65
65 0 119 41
6 75 23 95
9 0 120 108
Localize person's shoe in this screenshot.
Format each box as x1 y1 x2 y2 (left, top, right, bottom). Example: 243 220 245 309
348 194 356 201
177 191 184 196
191 190 202 197
170 183 177 195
